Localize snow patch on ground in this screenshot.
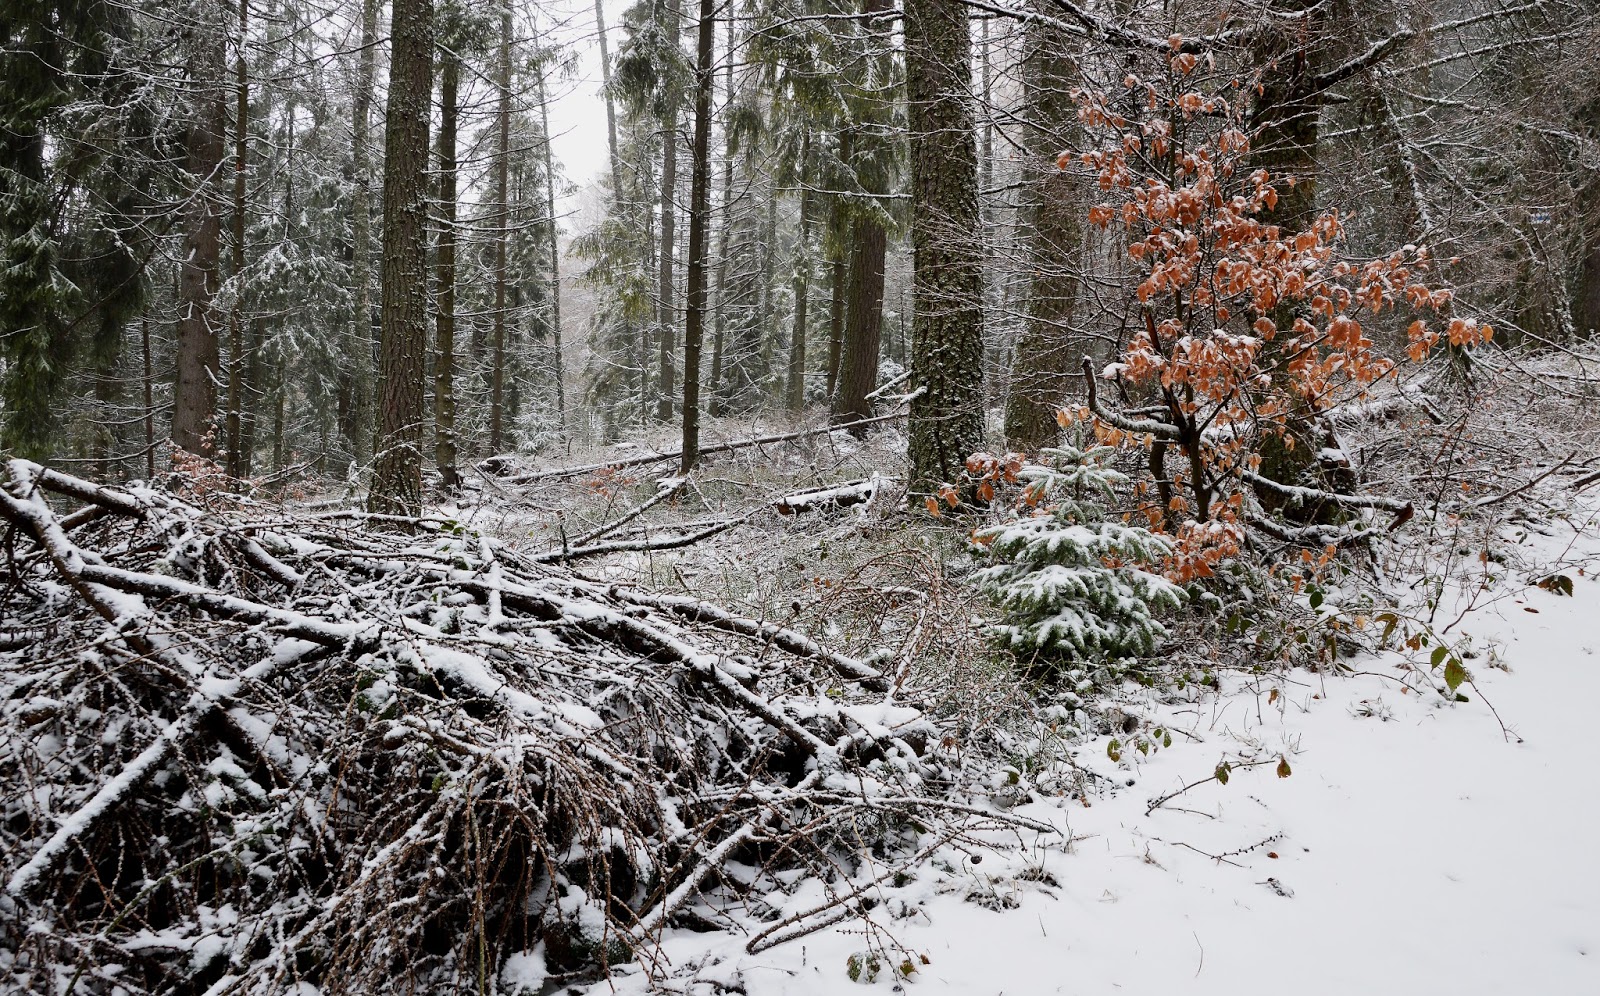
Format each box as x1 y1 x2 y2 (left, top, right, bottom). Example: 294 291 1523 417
587 501 1600 995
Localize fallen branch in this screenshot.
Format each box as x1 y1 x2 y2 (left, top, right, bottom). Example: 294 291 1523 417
571 475 688 547
0 464 1004 995
485 408 911 484
776 476 884 515
532 516 743 564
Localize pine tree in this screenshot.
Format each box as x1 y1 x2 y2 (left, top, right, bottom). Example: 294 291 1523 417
973 440 1182 673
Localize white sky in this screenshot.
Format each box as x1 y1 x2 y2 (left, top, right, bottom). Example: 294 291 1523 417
533 0 631 217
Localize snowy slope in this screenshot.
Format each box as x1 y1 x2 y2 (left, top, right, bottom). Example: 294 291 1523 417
571 500 1600 996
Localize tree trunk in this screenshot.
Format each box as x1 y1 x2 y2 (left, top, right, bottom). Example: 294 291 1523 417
830 218 886 429
537 65 566 431
656 102 680 419
489 7 512 454
679 0 716 473
708 28 737 419
904 0 986 490
594 0 622 199
434 52 460 493
172 18 227 461
830 45 890 431
340 0 379 467
225 0 249 478
1247 0 1328 505
1004 5 1080 453
141 315 155 478
1580 228 1600 339
367 0 433 516
786 136 812 412
240 317 262 477
757 171 780 393
824 217 846 397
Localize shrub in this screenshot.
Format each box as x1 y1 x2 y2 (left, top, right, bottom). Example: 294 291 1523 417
971 440 1183 675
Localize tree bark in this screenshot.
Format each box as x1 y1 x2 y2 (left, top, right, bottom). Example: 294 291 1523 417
708 62 735 419
368 0 433 516
225 0 249 478
786 135 812 412
904 0 986 489
679 0 716 473
594 0 622 199
489 6 512 453
340 0 379 467
141 316 155 478
172 15 227 460
537 64 566 431
830 218 886 429
434 50 460 493
656 86 681 420
1247 0 1328 507
824 214 846 397
1004 4 1081 453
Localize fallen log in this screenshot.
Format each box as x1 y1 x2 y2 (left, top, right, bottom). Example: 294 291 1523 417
481 408 910 484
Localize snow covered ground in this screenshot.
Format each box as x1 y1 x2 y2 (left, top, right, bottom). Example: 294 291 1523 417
563 498 1600 996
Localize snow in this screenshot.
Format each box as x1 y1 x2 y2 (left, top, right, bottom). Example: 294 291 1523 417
582 500 1600 995
500 947 549 994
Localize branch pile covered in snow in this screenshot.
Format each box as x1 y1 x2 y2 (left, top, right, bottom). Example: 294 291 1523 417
0 461 1039 994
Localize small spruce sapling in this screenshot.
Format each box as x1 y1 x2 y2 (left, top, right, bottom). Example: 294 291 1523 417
972 439 1183 677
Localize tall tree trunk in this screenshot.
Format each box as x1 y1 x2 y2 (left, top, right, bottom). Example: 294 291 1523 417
904 0 985 489
141 315 155 478
367 0 433 515
435 51 460 492
594 0 622 198
537 65 566 431
240 317 262 476
225 0 249 477
91 345 119 481
640 154 656 424
824 217 846 396
679 0 715 473
830 46 889 431
830 218 886 428
490 7 511 453
1247 0 1328 504
1580 224 1600 339
1004 5 1080 452
341 0 378 466
172 18 227 460
1248 4 1322 237
708 32 735 419
756 173 779 395
656 70 681 421
786 136 812 412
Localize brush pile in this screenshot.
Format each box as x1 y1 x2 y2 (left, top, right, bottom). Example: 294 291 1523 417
0 461 1037 995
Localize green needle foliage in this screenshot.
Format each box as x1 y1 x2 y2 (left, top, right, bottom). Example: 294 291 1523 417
973 439 1183 677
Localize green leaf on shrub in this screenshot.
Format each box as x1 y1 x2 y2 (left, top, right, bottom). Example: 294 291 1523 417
1215 761 1231 785
1444 658 1467 693
1430 646 1449 669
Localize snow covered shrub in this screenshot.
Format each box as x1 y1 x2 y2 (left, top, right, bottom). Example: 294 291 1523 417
1065 54 1487 561
971 441 1183 678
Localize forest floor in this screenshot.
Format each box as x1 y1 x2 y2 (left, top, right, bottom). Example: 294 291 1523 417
548 488 1600 996
10 365 1599 995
